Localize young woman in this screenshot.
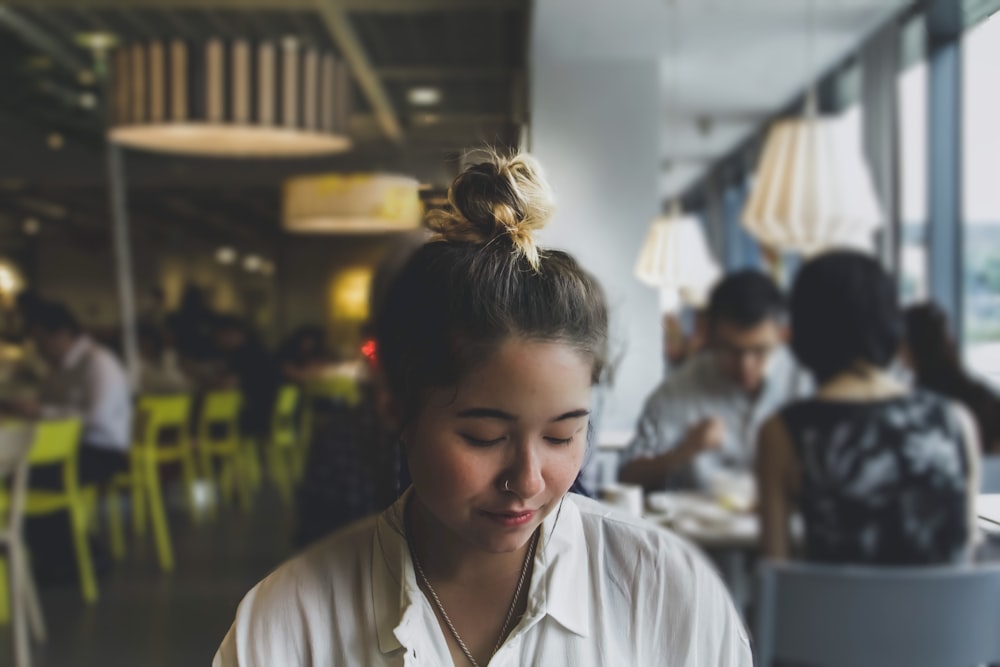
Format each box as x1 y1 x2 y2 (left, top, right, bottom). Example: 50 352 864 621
756 250 980 564
904 301 1000 453
214 152 750 666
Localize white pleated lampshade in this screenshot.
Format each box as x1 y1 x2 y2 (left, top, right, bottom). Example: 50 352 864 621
635 202 721 310
742 94 883 257
283 173 423 234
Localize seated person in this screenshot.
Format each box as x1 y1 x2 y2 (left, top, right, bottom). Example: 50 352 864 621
214 151 750 667
9 300 132 485
756 251 979 564
904 301 1000 453
619 270 810 491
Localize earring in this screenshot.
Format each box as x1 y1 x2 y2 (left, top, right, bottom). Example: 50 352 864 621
504 479 511 492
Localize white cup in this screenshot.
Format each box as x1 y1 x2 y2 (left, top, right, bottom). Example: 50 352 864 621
599 483 644 516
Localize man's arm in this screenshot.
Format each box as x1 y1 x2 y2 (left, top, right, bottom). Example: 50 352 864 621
619 417 724 492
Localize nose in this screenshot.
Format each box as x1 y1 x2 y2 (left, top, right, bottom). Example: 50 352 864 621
502 439 544 500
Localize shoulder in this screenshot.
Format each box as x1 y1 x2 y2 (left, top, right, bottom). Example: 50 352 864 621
86 341 128 377
570 495 735 602
568 496 751 658
230 515 377 635
642 356 713 409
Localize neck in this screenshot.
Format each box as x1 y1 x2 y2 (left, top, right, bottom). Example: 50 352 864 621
817 363 906 401
407 493 533 586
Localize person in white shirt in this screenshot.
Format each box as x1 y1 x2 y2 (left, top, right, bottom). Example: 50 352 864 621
10 301 132 486
619 271 812 492
214 152 751 666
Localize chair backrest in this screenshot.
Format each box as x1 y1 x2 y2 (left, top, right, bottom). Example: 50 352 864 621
200 390 241 423
198 390 242 444
137 394 191 448
273 385 299 418
755 560 1000 667
980 454 1000 493
27 419 82 466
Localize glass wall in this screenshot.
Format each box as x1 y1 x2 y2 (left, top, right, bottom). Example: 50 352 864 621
962 13 1000 386
898 18 929 305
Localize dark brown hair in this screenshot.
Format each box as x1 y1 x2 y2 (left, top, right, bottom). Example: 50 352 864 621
376 152 609 424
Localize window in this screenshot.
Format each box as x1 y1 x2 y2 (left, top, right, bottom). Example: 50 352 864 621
898 21 929 305
962 12 1000 385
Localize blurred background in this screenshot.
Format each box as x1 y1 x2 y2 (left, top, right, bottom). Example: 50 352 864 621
0 0 996 664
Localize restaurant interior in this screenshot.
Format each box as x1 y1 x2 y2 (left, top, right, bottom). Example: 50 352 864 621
0 0 999 664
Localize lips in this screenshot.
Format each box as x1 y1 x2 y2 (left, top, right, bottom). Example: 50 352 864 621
482 509 536 527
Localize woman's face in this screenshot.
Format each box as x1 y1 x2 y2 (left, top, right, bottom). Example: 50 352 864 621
403 338 592 554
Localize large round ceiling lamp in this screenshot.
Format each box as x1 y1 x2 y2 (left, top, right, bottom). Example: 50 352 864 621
283 173 423 234
108 39 352 157
742 92 883 256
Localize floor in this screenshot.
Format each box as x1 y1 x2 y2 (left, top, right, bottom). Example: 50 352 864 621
0 488 298 667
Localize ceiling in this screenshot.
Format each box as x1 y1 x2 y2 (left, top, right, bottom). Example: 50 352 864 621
0 0 529 251
533 0 915 200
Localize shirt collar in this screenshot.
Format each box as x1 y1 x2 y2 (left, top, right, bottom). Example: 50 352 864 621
370 490 593 655
60 335 91 370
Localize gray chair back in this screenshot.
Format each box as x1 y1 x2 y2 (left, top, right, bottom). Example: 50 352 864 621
980 454 1000 493
755 560 1000 667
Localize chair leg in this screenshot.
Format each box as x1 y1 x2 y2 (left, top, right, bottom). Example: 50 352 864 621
9 544 30 667
69 505 98 603
17 545 45 643
132 470 147 538
106 488 126 561
144 459 174 572
0 556 9 625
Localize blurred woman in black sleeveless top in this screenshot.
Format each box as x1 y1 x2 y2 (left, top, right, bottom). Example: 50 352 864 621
755 250 979 565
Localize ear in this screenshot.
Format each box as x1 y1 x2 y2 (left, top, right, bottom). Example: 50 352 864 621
778 322 791 343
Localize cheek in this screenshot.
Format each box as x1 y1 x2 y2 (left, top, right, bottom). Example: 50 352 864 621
544 442 587 490
405 436 495 498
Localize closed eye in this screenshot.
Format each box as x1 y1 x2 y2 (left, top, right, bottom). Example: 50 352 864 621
544 435 575 446
461 434 506 447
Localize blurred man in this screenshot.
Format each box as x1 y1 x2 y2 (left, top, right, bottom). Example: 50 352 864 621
619 270 811 491
11 301 132 485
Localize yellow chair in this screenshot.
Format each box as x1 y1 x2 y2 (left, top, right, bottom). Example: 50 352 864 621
197 390 250 515
106 394 197 572
18 420 96 604
266 385 300 506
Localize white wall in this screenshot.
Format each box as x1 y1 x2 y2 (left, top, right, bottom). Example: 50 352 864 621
529 59 662 436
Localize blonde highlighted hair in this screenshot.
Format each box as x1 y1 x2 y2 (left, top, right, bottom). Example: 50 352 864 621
425 151 554 271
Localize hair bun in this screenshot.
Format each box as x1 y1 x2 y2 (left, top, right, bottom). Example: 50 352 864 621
426 151 554 270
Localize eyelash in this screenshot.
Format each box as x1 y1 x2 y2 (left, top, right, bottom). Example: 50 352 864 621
461 435 576 447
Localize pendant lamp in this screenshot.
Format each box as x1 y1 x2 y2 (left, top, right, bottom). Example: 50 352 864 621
742 91 883 256
108 39 352 157
283 173 423 234
635 201 721 311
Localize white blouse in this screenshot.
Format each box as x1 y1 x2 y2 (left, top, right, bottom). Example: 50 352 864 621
214 492 752 666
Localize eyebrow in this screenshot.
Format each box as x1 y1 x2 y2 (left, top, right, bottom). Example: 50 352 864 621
455 408 591 423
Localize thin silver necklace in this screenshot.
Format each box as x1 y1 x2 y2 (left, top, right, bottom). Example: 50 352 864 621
407 523 539 667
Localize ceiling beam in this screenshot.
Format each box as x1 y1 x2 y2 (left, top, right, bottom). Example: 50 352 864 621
312 0 402 143
0 7 90 73
0 0 523 11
